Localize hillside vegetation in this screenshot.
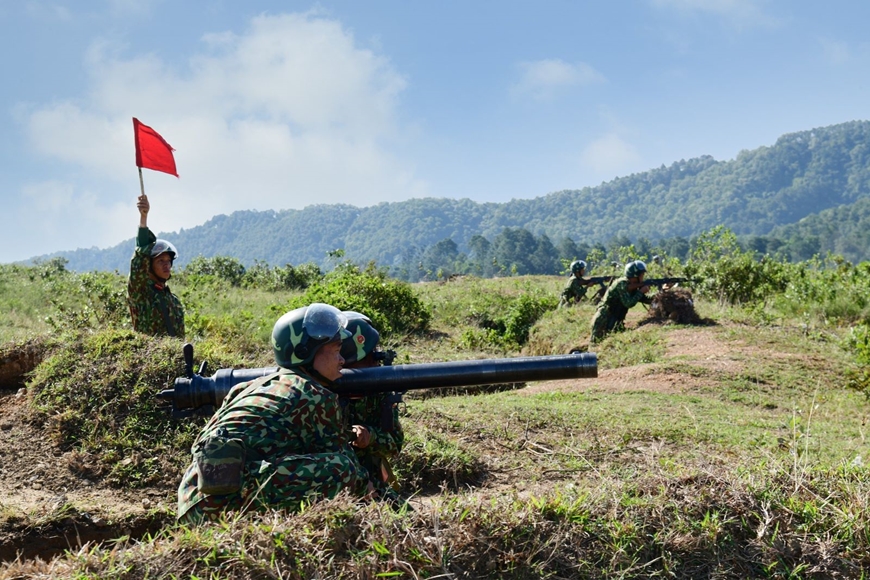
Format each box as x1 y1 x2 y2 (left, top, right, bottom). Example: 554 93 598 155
1 230 869 578
35 120 870 273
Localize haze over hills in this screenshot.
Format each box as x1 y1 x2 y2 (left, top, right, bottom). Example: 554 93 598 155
32 120 870 273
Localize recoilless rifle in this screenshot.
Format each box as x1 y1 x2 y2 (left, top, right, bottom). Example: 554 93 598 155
158 343 599 424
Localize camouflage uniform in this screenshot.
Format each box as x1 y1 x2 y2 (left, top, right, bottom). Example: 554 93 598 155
590 277 652 342
559 276 589 308
177 370 371 523
344 395 404 490
127 227 185 337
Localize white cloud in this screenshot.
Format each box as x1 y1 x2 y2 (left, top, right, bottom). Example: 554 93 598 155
579 133 643 180
17 11 427 255
16 180 132 258
650 0 781 30
512 59 605 101
818 37 850 65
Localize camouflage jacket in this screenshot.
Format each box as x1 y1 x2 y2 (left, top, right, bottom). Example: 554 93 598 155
344 395 404 461
559 276 589 307
177 370 371 519
127 227 185 337
596 277 652 319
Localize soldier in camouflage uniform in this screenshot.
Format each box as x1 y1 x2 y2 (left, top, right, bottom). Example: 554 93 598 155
127 194 185 337
590 260 652 343
559 260 599 308
177 303 375 523
340 312 404 492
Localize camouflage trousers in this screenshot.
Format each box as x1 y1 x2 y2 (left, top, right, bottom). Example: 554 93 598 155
178 451 367 523
590 309 626 343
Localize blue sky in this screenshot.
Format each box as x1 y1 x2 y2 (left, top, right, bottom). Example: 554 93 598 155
1 0 868 264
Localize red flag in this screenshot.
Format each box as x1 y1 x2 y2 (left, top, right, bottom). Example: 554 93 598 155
133 117 179 177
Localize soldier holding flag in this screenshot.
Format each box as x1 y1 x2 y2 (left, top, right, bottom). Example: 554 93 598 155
126 118 185 337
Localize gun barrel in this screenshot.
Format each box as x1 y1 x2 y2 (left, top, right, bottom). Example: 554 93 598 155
160 353 598 413
334 352 597 395
160 366 280 413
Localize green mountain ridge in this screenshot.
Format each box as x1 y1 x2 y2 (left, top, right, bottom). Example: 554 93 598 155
31 120 870 271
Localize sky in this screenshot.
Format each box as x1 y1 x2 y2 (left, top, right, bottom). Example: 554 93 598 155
1 0 869 264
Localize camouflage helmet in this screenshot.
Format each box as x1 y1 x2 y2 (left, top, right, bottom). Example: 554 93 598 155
272 303 351 368
151 239 178 262
624 260 647 279
570 260 587 275
341 311 381 364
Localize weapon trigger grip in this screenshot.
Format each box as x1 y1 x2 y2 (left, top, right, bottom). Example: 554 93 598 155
183 343 194 378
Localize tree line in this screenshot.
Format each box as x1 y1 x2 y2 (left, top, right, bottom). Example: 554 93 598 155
27 119 870 272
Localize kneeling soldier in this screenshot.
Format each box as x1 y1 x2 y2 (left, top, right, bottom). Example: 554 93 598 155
177 303 375 523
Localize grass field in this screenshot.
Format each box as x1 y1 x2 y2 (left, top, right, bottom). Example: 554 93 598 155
0 261 868 578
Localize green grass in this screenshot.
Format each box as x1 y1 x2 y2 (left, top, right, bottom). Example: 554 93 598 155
1 264 870 578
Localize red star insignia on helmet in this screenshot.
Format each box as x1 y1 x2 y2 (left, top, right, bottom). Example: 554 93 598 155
356 335 365 344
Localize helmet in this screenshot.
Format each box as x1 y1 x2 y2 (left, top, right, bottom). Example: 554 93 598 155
341 311 381 364
624 260 647 279
570 260 586 275
272 303 351 368
151 239 178 262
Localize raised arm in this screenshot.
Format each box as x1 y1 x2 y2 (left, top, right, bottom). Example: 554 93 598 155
137 194 150 229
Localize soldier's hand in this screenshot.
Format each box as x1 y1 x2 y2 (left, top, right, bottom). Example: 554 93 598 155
640 284 651 294
137 194 150 217
352 425 372 449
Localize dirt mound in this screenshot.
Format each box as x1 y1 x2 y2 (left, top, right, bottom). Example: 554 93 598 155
0 338 47 389
0 391 175 563
648 288 702 324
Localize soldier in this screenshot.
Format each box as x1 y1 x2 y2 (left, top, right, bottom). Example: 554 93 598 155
558 260 600 308
127 194 185 337
176 303 376 523
340 312 404 494
590 260 652 343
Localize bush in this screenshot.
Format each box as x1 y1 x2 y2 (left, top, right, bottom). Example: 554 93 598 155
242 260 322 291
685 226 791 306
846 323 870 399
184 256 247 286
292 262 431 338
464 289 557 348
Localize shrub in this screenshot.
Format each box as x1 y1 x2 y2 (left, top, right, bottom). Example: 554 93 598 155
292 262 431 338
684 226 791 306
184 256 247 286
243 260 323 291
464 289 557 348
846 322 870 399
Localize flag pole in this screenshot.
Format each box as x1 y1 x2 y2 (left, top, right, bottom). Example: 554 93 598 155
138 167 145 197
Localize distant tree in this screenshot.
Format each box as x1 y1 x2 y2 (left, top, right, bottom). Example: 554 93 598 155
420 238 460 280
492 228 538 275
468 234 494 277
530 233 561 274
657 236 691 261
557 237 580 263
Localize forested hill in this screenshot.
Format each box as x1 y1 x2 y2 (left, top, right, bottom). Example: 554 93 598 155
39 120 870 272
